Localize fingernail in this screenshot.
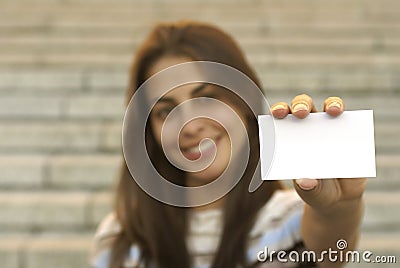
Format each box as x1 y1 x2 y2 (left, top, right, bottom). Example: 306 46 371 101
272 104 286 111
327 101 341 110
293 103 309 113
296 179 318 191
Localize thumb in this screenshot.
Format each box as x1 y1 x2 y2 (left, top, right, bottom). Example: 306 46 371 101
293 179 321 208
293 178 340 209
295 178 319 191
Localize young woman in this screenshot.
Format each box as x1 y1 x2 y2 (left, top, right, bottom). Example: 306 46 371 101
91 21 366 268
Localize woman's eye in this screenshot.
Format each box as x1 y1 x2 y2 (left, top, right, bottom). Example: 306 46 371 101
205 94 217 99
154 107 172 120
198 95 217 103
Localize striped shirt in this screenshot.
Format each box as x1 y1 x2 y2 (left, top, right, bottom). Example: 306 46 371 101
90 189 316 268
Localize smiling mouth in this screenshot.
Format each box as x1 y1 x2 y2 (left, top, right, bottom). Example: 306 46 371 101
182 137 219 161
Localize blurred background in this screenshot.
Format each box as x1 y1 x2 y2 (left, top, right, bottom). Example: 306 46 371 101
0 0 399 267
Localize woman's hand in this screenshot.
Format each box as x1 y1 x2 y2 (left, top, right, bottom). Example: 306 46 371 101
270 94 367 211
270 94 367 267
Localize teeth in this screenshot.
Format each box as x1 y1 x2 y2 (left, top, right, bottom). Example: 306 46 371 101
188 140 214 153
200 140 214 151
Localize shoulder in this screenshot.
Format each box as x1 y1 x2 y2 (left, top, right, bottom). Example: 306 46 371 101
247 189 305 259
252 189 304 233
90 213 145 268
247 189 320 267
90 213 121 267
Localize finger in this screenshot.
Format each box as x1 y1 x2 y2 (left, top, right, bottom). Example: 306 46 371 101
337 178 367 201
293 179 323 208
294 178 341 209
271 102 290 119
290 94 317 119
323 96 344 117
295 178 319 191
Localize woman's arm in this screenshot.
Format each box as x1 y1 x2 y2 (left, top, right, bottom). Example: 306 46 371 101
270 94 367 268
297 178 366 268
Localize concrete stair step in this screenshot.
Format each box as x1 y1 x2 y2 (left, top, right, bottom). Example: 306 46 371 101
1 68 400 96
0 0 398 11
0 0 398 10
0 122 121 153
0 154 120 189
0 69 85 95
0 234 92 268
0 191 110 232
0 0 398 5
1 0 400 25
1 52 400 68
1 10 400 26
3 36 400 54
362 191 400 232
0 123 99 153
0 189 398 232
1 15 399 29
6 18 399 29
257 71 400 93
3 24 400 41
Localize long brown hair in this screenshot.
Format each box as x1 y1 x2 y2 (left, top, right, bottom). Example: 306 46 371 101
110 21 282 268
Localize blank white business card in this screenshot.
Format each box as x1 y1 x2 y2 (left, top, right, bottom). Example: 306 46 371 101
258 110 376 180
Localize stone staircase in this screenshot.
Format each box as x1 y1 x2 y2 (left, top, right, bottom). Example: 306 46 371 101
0 0 399 267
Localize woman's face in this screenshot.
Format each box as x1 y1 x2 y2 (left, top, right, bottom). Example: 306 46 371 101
146 56 247 186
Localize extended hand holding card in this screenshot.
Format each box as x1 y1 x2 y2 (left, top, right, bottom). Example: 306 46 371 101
258 110 376 180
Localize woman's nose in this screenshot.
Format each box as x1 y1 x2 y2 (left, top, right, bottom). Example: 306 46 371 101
181 118 205 137
175 101 207 137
